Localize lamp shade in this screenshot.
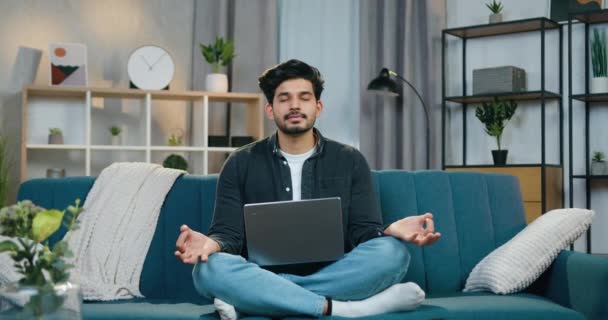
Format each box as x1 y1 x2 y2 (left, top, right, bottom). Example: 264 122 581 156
367 68 400 96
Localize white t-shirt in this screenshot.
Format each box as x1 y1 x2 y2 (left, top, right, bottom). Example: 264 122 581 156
280 147 316 201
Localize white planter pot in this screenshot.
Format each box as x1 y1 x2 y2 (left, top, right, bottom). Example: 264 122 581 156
111 135 122 146
591 161 608 175
590 77 608 93
205 73 229 92
489 13 502 23
48 133 63 145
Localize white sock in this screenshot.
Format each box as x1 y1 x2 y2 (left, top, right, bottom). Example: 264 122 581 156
331 282 425 317
214 298 239 320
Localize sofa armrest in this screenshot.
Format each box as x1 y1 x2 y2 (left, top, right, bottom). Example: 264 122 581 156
540 250 608 320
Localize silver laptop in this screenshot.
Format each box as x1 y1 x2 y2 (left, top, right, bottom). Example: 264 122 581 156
243 197 344 266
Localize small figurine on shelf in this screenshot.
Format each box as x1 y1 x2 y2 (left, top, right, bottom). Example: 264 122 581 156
591 151 607 175
164 128 188 171
48 128 63 145
168 128 184 147
486 0 503 23
109 126 122 146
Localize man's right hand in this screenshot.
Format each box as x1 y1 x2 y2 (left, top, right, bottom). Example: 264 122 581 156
174 224 220 264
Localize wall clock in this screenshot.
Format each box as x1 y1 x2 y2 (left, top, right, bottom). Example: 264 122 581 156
127 45 175 90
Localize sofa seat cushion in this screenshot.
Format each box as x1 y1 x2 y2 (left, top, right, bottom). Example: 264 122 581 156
277 293 584 320
82 293 584 320
83 299 216 320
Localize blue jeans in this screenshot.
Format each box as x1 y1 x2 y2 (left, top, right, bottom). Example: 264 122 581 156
192 236 411 317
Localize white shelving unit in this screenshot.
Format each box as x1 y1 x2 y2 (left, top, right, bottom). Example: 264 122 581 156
21 85 264 181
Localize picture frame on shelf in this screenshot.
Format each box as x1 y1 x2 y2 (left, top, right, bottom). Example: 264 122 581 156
49 43 88 86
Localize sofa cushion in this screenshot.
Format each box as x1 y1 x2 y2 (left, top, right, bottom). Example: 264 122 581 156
278 293 584 320
83 293 584 320
464 208 595 294
373 170 527 294
83 299 216 320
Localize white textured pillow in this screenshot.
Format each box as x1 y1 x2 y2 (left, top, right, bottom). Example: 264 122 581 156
463 208 595 294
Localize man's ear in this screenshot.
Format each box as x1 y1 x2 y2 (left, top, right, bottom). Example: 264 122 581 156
316 100 324 117
264 103 274 120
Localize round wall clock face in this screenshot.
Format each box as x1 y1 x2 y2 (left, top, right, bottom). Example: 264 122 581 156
127 45 175 90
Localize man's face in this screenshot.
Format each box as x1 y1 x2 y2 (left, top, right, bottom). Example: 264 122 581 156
265 78 323 136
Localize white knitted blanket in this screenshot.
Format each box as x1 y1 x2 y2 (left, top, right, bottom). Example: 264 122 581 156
0 162 184 301
67 162 184 300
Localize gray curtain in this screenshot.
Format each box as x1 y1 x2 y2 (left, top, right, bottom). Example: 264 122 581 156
359 0 446 170
191 0 278 139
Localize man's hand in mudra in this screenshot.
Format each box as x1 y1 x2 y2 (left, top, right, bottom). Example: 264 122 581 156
384 213 441 246
174 224 220 264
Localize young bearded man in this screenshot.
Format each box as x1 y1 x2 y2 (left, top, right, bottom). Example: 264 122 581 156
175 59 441 319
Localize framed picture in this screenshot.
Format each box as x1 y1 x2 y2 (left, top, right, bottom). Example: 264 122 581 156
550 0 603 22
49 43 87 86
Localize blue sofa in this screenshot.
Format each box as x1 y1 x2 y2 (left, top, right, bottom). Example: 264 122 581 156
16 170 608 320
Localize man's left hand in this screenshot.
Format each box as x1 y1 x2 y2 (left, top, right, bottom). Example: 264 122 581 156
384 213 441 246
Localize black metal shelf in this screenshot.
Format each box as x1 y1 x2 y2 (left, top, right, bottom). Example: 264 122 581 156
572 9 608 24
445 91 561 104
573 175 608 179
442 15 563 223
445 17 560 39
446 164 562 168
567 12 608 254
572 93 608 102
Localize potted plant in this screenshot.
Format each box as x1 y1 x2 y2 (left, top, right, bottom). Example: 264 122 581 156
109 126 122 146
200 37 236 92
591 151 607 175
475 98 517 165
486 0 503 23
48 128 63 145
0 199 83 318
0 133 11 207
164 130 188 171
591 28 608 93
162 154 188 171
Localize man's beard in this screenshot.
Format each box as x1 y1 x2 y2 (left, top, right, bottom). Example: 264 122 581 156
274 111 315 135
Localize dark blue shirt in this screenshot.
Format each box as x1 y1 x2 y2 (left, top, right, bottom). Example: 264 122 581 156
207 129 385 260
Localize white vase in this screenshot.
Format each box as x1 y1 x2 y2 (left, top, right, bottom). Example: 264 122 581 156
489 13 502 23
205 73 229 92
590 77 608 93
111 135 122 146
48 133 64 145
591 161 607 175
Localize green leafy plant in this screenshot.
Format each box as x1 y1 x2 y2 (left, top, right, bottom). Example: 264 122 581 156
486 0 503 14
162 154 188 171
109 126 122 136
0 199 83 316
48 128 62 135
591 29 607 78
199 37 236 73
592 151 606 162
0 133 11 208
168 134 183 146
475 98 517 150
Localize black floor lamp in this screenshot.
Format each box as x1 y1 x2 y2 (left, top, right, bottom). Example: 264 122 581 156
367 68 430 169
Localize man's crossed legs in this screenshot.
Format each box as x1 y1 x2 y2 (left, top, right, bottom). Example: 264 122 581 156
192 237 425 318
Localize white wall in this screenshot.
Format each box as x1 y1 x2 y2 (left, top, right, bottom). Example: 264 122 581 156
447 0 608 254
0 0 196 199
